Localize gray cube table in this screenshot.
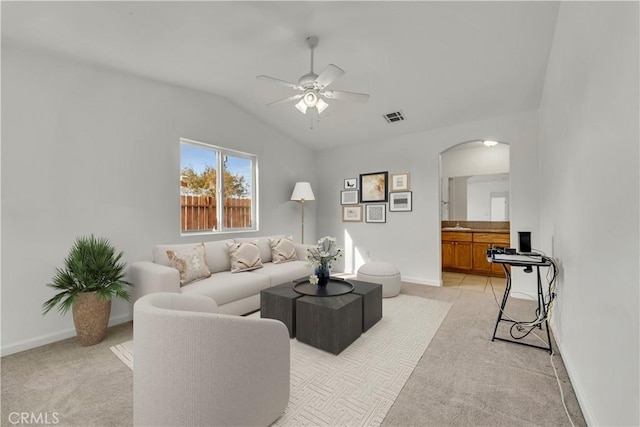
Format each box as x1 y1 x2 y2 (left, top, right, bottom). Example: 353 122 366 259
296 293 362 355
260 278 382 354
350 280 383 332
260 283 304 338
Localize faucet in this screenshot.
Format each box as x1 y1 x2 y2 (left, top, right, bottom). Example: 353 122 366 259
455 222 461 228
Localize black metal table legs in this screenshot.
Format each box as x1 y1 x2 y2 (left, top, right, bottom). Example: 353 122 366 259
491 264 553 353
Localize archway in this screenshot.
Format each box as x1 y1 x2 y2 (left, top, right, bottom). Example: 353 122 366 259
439 140 511 290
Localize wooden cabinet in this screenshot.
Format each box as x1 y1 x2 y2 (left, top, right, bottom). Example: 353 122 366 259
472 233 510 277
472 243 493 274
442 232 473 271
442 230 510 277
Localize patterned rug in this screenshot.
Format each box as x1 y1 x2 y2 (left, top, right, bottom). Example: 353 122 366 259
111 294 451 427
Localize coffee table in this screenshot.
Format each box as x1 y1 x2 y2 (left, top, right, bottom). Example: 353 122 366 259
260 278 383 354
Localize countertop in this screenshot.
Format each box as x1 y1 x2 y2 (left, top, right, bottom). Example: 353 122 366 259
441 228 509 234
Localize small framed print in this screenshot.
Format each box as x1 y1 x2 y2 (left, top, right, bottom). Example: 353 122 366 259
365 204 387 223
344 178 357 190
342 205 363 222
391 173 410 191
360 171 389 203
341 190 359 205
389 191 412 212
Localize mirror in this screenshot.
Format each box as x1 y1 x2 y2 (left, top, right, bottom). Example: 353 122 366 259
440 141 510 221
443 173 509 220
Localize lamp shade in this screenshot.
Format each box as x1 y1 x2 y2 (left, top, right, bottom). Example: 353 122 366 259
290 182 315 201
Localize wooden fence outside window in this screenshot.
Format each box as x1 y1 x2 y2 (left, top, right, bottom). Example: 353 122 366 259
181 195 252 231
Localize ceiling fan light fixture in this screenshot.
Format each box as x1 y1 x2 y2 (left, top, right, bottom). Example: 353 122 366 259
303 90 318 107
316 98 329 114
295 99 308 114
258 36 369 120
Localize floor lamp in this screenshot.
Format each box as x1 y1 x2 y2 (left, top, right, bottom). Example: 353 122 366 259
291 182 315 244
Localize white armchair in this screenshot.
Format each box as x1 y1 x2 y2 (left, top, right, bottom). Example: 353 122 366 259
133 293 290 427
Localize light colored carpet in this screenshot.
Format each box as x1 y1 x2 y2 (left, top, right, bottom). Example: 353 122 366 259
111 294 452 427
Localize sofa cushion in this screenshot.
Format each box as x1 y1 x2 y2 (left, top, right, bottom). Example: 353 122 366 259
227 241 263 273
249 260 314 286
166 243 211 286
180 271 270 306
235 236 283 264
269 236 297 264
203 240 233 273
153 240 233 273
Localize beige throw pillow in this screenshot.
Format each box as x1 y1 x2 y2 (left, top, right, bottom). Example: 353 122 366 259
166 243 211 286
269 236 297 264
227 241 263 273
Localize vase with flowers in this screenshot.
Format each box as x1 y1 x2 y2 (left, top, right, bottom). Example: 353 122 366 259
307 236 343 287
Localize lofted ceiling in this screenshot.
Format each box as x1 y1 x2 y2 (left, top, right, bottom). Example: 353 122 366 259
1 1 560 150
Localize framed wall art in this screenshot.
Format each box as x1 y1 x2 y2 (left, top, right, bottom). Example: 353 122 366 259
359 171 388 203
344 178 357 190
389 191 412 212
342 205 363 222
341 190 359 205
365 204 386 223
391 173 410 191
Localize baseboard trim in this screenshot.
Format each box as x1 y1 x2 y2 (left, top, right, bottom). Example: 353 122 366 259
402 276 442 287
1 313 133 357
552 325 597 426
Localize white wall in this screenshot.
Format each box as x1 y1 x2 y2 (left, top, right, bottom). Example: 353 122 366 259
538 2 639 425
316 110 540 291
441 142 510 178
1 44 317 355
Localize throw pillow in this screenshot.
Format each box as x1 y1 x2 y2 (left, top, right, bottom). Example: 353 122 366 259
166 243 212 286
227 241 263 273
269 236 298 264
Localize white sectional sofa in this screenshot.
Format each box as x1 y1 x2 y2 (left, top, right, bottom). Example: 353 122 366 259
129 236 314 315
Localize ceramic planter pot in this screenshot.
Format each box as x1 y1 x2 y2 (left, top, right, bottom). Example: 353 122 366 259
72 292 111 346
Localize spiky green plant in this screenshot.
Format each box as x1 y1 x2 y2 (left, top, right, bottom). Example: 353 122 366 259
42 235 133 315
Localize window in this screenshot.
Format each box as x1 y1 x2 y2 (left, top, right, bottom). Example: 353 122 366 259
180 138 257 233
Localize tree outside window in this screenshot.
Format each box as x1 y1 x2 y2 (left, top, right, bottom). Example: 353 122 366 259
180 139 256 233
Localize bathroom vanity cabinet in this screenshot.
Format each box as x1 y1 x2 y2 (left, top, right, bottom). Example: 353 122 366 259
442 230 510 277
441 232 473 271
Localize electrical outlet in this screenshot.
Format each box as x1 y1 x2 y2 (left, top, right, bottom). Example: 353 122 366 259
365 250 371 259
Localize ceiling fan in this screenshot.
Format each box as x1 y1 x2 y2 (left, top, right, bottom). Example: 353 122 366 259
257 36 369 116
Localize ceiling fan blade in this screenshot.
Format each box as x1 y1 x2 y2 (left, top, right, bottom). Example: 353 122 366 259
320 90 370 103
256 75 303 90
314 64 345 89
266 93 303 107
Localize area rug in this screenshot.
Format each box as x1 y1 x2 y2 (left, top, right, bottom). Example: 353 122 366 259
111 294 451 427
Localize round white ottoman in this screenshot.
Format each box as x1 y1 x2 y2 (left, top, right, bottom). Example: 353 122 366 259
357 262 401 298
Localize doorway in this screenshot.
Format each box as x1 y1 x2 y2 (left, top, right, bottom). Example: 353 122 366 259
439 140 511 286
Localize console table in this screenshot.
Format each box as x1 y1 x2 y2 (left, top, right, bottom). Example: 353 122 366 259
488 253 556 354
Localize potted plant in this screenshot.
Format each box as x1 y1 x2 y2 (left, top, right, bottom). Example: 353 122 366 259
307 236 343 287
42 235 133 346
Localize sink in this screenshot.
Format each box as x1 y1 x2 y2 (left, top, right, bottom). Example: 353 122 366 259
442 227 472 231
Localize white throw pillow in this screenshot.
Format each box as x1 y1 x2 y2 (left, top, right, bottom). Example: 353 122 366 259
166 243 212 286
269 236 298 264
226 241 264 273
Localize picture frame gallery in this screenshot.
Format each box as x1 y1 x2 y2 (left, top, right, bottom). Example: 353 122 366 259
341 170 412 222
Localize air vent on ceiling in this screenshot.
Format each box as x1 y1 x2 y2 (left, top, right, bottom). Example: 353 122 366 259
383 111 405 123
